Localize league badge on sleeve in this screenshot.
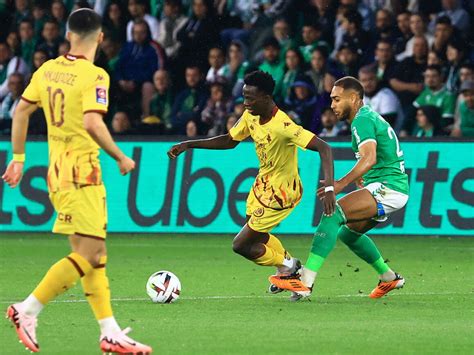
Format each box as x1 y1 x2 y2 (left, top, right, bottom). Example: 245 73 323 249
96 87 107 105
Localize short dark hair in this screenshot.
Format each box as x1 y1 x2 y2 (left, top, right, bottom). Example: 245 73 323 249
333 76 364 99
343 10 362 29
19 19 34 28
262 37 280 50
460 62 474 72
436 15 452 27
425 64 442 75
376 38 393 49
67 8 102 37
359 64 377 76
244 70 275 96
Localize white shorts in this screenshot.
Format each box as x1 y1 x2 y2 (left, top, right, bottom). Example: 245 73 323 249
364 182 409 222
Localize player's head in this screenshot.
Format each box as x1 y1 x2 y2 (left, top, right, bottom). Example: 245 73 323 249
66 8 103 45
330 76 364 121
243 71 275 116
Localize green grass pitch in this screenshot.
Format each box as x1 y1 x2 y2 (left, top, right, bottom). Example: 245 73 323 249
1 233 473 354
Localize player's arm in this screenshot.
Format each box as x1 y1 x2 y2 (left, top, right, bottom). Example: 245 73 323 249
167 133 239 159
1 99 38 188
84 112 135 175
332 141 376 194
306 135 336 215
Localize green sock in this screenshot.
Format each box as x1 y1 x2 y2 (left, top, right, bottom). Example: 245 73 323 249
305 206 346 272
338 225 389 274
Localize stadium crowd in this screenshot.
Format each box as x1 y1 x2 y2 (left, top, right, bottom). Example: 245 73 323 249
0 0 473 138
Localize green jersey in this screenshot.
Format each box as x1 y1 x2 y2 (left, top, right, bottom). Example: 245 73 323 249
351 106 409 195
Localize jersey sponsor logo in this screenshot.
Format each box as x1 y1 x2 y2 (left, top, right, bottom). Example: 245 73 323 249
96 87 107 105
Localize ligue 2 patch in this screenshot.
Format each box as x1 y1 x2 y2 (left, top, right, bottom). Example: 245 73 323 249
96 87 107 105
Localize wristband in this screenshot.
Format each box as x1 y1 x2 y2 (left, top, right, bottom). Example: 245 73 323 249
324 186 334 192
13 153 25 163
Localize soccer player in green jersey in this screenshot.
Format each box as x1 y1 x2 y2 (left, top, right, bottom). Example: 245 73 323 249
271 76 409 301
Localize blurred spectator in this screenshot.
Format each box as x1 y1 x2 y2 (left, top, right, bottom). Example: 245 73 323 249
432 16 454 60
299 21 331 64
127 0 160 42
176 0 219 70
103 1 129 43
32 49 48 72
340 0 373 31
390 35 427 132
157 0 188 61
218 40 250 99
374 9 397 44
101 37 121 74
335 43 360 77
413 65 456 132
302 0 337 45
7 31 21 56
58 41 71 57
284 74 318 129
206 47 225 83
279 48 305 102
372 39 397 88
305 47 331 95
51 0 68 37
272 18 296 62
111 111 134 135
397 13 433 61
233 98 245 117
0 73 24 134
429 0 470 33
201 79 232 136
452 80 474 137
171 65 208 134
445 38 467 92
13 0 30 27
186 119 198 137
36 19 61 59
115 20 159 117
393 10 412 55
145 69 174 132
360 65 403 129
19 19 36 69
0 42 29 101
319 107 348 137
413 105 445 137
455 63 474 108
339 9 371 62
259 37 285 102
32 3 48 40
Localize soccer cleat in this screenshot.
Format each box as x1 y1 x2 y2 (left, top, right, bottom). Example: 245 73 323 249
5 304 39 353
369 273 405 299
289 289 312 302
268 258 302 294
268 273 311 293
100 327 152 354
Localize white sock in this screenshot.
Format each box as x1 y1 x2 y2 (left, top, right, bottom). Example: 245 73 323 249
99 316 121 334
21 294 44 317
379 270 397 282
282 257 294 269
301 268 317 288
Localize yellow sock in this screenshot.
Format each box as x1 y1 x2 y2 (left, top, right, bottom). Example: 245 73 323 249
266 234 290 257
81 256 113 320
32 252 93 305
253 245 285 266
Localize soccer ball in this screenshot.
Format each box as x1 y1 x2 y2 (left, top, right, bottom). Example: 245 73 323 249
146 271 181 303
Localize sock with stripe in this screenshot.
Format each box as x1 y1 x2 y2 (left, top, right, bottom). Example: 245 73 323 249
266 234 295 271
81 256 120 334
303 206 345 286
338 225 396 281
25 252 93 314
253 244 286 267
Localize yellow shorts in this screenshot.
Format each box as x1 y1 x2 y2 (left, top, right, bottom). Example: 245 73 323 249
49 185 107 239
246 191 296 233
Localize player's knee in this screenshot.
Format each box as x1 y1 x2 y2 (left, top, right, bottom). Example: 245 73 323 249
232 239 249 257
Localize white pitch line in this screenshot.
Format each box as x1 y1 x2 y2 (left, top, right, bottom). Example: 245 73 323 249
0 291 470 305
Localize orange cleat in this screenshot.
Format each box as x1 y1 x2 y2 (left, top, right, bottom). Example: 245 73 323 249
268 274 311 294
100 327 152 354
5 304 40 353
369 273 405 299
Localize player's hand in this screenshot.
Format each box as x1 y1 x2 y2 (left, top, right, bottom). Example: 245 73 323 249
2 160 24 188
356 178 364 189
317 179 344 199
117 155 135 175
323 190 336 216
167 143 188 159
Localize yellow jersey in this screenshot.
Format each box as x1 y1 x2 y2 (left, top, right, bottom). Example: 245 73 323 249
22 53 110 192
229 107 315 210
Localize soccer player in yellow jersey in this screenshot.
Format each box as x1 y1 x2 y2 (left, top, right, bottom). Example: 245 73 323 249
2 9 152 354
168 71 336 293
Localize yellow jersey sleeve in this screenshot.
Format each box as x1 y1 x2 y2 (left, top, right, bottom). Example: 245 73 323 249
21 68 41 104
281 118 315 149
82 68 109 114
229 112 250 141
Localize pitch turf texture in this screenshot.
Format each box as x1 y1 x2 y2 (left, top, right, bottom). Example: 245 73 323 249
0 234 473 355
